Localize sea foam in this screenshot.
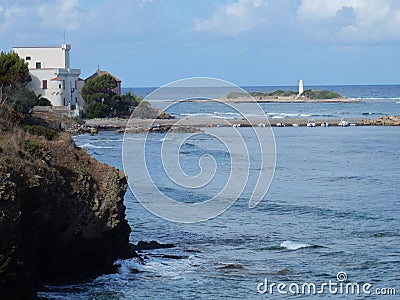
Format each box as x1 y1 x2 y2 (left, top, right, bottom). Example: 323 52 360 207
280 241 312 250
78 143 112 149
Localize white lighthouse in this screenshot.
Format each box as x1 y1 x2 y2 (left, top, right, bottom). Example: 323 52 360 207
298 79 304 97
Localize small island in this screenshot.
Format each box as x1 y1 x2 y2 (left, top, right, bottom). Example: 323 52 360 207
226 88 345 100
221 88 357 103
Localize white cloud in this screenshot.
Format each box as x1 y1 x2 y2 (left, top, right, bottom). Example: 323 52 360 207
194 0 269 37
38 0 82 31
297 0 400 43
0 0 164 47
193 0 400 44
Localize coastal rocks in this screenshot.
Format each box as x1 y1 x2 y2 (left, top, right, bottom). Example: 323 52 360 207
131 240 175 251
120 125 203 134
0 113 133 299
365 115 400 126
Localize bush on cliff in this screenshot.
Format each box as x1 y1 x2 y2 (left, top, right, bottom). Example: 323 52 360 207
25 125 59 141
82 74 142 118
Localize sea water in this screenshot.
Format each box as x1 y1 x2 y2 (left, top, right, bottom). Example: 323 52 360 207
39 86 400 299
126 84 400 120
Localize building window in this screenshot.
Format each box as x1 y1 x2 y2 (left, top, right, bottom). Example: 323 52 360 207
63 98 66 106
26 56 31 61
36 62 41 69
63 80 65 89
42 80 47 89
59 84 62 88
75 80 77 89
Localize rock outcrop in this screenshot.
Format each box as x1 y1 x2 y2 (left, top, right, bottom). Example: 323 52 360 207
363 115 400 126
0 110 132 299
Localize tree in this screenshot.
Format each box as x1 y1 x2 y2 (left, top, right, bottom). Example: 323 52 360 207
81 74 117 104
85 102 110 119
37 97 52 106
7 86 41 114
0 51 31 105
82 74 143 118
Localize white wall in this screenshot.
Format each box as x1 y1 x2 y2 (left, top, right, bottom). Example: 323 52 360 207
13 44 71 69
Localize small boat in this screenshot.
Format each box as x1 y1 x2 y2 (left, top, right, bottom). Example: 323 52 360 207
320 122 329 127
233 124 241 127
276 122 285 127
292 123 299 127
257 123 266 127
338 119 349 127
307 120 316 127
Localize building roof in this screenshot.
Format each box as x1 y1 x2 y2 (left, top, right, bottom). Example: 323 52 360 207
85 69 121 82
50 77 64 81
12 44 71 49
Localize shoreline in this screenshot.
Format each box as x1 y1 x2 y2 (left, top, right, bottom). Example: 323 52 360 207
83 115 400 133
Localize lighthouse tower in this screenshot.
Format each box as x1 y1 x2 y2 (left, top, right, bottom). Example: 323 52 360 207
298 79 304 97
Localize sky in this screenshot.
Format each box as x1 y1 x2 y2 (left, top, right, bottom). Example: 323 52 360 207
1 0 400 87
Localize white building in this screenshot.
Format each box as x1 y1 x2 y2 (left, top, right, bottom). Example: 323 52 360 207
12 44 84 116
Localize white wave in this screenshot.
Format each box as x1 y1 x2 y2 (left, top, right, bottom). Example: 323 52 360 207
78 143 112 149
116 255 197 280
98 139 123 143
266 112 311 118
280 240 312 250
124 136 147 141
350 97 400 101
214 112 240 116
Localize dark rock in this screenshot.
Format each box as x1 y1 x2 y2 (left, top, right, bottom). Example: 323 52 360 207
131 240 175 251
161 255 189 260
218 264 245 270
276 269 293 275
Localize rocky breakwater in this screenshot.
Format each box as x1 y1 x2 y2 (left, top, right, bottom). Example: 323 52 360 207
0 109 133 299
362 115 400 126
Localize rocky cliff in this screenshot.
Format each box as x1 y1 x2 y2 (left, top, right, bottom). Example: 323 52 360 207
0 110 132 299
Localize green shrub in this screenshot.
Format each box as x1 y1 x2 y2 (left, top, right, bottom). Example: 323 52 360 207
302 89 342 99
25 125 59 140
85 102 110 118
23 140 44 159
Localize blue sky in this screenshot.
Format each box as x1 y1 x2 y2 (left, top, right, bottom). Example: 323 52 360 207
1 0 400 87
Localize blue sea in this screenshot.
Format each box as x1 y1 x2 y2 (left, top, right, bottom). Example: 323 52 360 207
40 85 399 299
125 85 400 120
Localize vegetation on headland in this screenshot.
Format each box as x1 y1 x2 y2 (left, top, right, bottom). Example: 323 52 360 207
82 74 142 118
227 89 343 100
0 107 133 299
0 51 51 114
